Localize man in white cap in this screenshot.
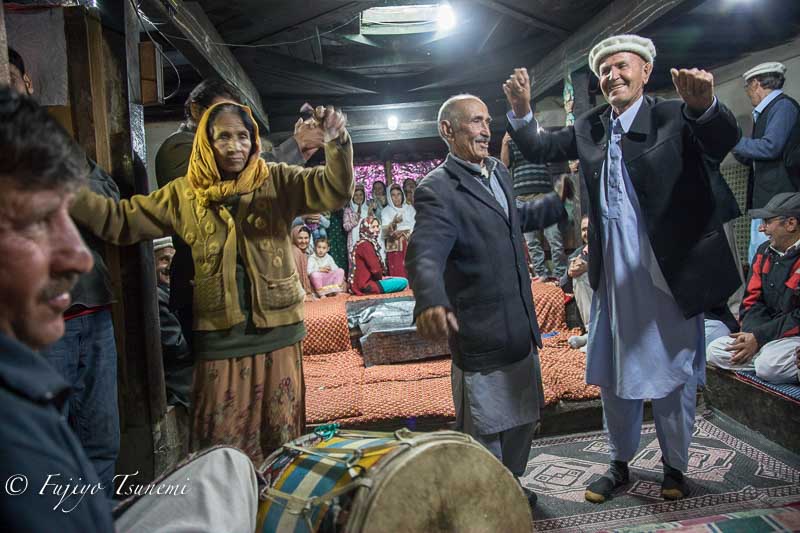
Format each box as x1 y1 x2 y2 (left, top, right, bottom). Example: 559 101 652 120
732 62 799 263
504 34 741 503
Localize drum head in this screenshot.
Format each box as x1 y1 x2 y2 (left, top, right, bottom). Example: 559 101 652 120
350 436 532 533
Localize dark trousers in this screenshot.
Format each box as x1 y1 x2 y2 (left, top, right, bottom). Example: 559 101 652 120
42 309 120 497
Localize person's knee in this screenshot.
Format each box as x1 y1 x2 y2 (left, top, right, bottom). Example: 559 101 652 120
754 354 797 384
705 337 732 367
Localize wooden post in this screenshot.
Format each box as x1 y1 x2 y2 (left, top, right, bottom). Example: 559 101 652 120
0 3 8 85
63 4 171 482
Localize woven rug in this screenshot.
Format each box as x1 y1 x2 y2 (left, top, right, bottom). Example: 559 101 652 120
734 370 800 404
525 411 800 532
604 501 800 532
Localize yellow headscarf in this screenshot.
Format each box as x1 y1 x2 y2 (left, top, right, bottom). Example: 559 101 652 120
186 102 270 206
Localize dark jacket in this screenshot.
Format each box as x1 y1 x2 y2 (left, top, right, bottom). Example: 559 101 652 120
510 96 742 319
158 283 192 407
406 155 565 372
740 241 800 347
69 159 119 310
0 333 113 532
736 93 800 209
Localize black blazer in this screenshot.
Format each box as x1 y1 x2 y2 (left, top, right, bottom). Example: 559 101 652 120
406 155 564 372
509 96 742 318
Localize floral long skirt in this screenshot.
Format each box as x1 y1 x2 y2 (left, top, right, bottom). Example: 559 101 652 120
190 342 305 467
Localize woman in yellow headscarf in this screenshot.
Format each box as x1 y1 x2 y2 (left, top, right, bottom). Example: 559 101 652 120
71 102 353 464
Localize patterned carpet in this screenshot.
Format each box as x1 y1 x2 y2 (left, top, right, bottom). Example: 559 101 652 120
524 411 800 532
303 281 599 426
605 501 800 532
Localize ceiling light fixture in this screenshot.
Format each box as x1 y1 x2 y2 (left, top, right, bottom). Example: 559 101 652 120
437 2 456 32
387 115 399 131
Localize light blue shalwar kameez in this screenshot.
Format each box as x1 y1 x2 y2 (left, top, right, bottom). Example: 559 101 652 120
586 96 705 472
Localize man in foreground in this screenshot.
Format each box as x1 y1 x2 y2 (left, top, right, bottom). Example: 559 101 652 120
0 86 257 532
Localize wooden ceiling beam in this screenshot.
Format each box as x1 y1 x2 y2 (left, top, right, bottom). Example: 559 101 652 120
471 0 569 38
136 0 269 129
235 47 381 95
529 0 703 98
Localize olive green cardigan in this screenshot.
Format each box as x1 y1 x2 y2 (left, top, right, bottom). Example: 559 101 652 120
71 137 354 331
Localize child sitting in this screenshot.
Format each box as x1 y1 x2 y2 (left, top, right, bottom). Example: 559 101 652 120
307 237 346 297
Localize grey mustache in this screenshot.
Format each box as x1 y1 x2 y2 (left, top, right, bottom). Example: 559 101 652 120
40 275 78 301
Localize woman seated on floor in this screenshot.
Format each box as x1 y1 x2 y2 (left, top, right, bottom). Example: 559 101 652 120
349 216 408 295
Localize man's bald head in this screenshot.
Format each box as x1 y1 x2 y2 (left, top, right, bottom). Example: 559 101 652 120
438 94 492 164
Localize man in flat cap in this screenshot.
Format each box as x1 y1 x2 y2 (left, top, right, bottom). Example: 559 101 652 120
707 192 800 384
732 62 800 263
504 34 741 503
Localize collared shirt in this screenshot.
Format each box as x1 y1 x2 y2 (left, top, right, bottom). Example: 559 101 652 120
0 333 113 531
754 89 785 122
770 236 800 257
449 153 509 218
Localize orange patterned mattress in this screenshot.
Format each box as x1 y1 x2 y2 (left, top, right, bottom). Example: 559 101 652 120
303 281 599 426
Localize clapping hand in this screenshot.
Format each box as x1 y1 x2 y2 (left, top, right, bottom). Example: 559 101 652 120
670 68 715 115
568 257 588 278
300 103 348 143
725 332 759 365
292 117 324 160
503 68 532 118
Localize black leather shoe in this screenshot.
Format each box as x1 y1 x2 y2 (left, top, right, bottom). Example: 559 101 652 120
585 461 630 503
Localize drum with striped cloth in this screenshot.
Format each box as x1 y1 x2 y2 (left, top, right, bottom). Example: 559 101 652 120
256 428 532 532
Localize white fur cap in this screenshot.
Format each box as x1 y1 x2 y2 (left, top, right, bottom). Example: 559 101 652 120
588 34 656 77
743 62 786 81
153 236 174 251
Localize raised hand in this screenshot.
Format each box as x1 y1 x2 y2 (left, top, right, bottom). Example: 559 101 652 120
293 117 325 160
670 68 715 114
321 105 348 143
503 68 532 118
300 103 348 143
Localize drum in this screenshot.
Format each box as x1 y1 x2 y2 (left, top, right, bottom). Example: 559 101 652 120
256 428 532 533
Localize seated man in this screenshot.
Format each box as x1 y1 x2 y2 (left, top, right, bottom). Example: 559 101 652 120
559 214 591 350
154 237 192 408
707 192 800 384
0 87 257 532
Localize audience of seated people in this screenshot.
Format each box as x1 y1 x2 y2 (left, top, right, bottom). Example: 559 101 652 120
707 192 800 384
348 216 409 295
